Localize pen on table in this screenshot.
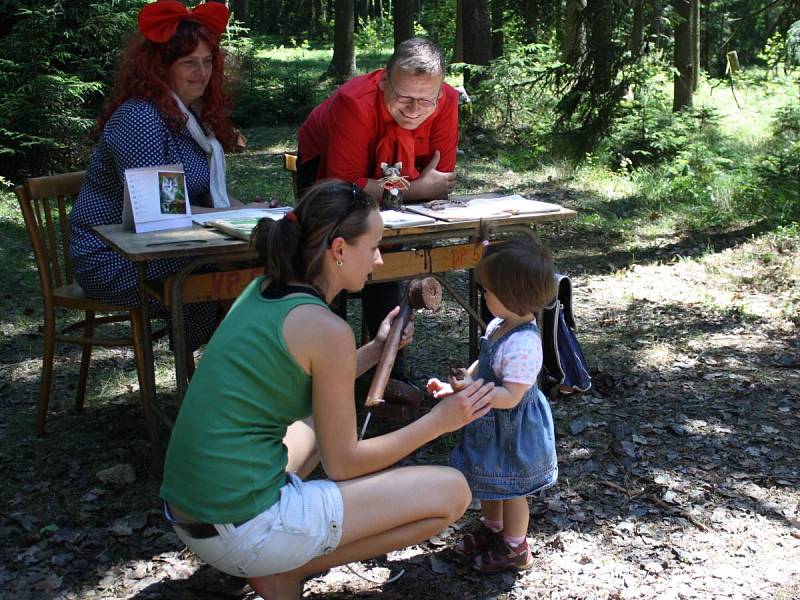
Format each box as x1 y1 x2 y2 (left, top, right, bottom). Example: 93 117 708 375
145 239 209 247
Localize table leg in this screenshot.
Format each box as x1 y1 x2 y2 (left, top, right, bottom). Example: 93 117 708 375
468 268 479 362
136 262 163 470
430 273 486 362
170 259 201 403
169 252 260 404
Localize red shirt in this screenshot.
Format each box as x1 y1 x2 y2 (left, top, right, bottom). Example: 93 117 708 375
298 69 459 189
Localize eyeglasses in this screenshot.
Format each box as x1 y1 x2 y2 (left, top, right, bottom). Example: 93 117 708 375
175 56 214 74
327 184 373 246
385 77 440 109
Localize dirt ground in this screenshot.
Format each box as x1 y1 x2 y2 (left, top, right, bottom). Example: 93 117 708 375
1 213 798 599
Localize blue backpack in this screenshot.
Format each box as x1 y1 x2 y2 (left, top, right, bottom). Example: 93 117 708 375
540 274 592 394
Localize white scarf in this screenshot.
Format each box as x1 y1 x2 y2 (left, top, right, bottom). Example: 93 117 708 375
172 93 230 208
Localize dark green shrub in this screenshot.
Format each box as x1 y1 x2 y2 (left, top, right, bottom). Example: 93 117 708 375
0 1 140 180
749 103 800 220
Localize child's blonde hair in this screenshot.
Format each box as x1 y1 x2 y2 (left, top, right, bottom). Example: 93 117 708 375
476 238 557 316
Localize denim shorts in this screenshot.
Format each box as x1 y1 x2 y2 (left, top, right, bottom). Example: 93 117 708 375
173 473 344 578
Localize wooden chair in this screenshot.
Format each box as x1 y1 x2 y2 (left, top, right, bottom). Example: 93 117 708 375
283 152 300 199
16 172 156 435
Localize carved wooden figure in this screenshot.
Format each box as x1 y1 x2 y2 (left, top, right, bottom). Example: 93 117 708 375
377 161 410 211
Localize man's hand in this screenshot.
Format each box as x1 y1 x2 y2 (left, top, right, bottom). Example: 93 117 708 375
402 150 455 201
418 150 456 197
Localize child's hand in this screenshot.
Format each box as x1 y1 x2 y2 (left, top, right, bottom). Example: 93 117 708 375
429 378 495 433
448 367 473 392
427 377 453 398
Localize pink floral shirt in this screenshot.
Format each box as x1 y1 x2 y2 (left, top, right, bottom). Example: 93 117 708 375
486 318 543 386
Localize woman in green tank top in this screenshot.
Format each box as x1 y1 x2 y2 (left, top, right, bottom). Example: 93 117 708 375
161 181 497 599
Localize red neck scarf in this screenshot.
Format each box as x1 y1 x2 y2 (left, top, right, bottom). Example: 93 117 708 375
138 1 229 43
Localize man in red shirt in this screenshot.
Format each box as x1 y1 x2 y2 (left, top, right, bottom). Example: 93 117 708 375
298 38 459 377
298 37 458 201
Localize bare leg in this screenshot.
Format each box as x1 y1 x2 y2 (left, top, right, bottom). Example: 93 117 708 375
248 465 471 600
502 497 529 538
480 499 502 524
284 417 319 479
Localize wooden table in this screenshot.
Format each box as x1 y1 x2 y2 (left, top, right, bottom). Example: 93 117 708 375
95 203 576 430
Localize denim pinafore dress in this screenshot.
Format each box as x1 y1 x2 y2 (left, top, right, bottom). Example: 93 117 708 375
450 321 558 500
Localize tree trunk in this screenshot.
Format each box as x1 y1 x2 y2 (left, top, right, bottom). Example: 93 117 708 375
265 0 281 34
672 0 692 111
453 0 463 62
562 0 586 68
461 0 491 89
585 0 613 94
629 0 644 57
232 0 249 26
690 0 700 90
327 0 356 82
650 0 664 49
393 0 415 47
523 0 540 43
491 0 504 59
311 0 324 37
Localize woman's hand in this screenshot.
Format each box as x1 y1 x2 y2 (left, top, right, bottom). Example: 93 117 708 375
374 305 415 350
429 378 495 434
426 377 453 398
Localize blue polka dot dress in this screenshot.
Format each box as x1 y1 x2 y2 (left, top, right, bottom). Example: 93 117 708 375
69 99 218 351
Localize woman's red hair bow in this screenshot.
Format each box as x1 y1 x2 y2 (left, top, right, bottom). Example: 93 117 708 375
139 1 229 44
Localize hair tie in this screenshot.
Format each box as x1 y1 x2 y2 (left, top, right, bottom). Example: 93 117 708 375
138 1 229 44
284 211 298 223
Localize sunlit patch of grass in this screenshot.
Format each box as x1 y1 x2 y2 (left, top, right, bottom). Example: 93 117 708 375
573 163 637 201
699 70 798 142
227 125 299 204
702 222 800 325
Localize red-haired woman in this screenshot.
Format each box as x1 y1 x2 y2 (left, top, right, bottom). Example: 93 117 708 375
69 0 236 350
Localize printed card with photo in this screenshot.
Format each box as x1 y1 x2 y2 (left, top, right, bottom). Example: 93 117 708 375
122 164 193 233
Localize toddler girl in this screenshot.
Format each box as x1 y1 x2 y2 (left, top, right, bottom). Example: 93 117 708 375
427 238 558 572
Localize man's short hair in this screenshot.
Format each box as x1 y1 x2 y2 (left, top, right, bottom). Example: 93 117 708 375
385 38 445 77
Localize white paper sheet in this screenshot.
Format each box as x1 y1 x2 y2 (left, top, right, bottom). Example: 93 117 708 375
191 206 291 225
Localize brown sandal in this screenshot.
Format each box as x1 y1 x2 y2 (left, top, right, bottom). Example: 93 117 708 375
453 524 503 556
473 539 534 572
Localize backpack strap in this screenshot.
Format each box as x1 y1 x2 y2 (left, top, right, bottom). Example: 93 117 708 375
555 274 576 330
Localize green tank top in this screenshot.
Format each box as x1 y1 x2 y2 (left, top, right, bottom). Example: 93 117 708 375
160 276 328 524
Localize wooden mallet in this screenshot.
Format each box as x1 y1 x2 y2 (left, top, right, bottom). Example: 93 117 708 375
364 277 442 420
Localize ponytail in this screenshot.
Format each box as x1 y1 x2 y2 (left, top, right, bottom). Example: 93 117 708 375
251 214 304 281
250 180 378 286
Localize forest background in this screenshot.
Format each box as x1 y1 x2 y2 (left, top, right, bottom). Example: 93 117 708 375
1 1 800 598
1 0 800 234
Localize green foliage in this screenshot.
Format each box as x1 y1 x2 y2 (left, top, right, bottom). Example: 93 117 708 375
354 13 394 53
418 0 456 62
0 0 140 180
229 42 329 127
748 103 800 220
461 42 563 161
786 20 800 67
758 32 788 72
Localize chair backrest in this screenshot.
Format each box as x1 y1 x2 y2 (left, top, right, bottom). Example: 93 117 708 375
15 171 86 299
283 153 299 199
